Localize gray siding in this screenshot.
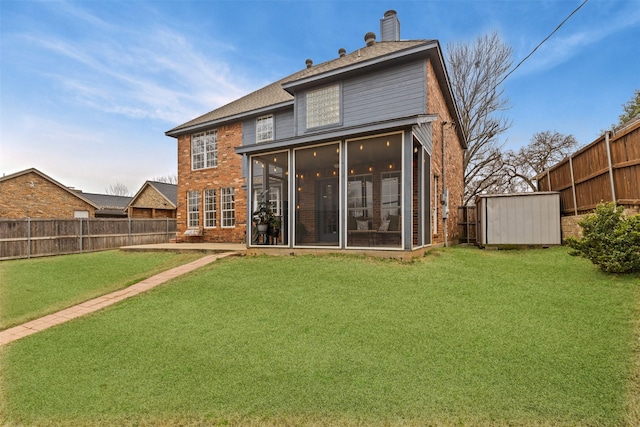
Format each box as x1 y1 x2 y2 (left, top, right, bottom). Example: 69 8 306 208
342 60 426 128
242 119 256 146
295 60 426 134
242 109 295 146
275 109 295 140
413 123 432 155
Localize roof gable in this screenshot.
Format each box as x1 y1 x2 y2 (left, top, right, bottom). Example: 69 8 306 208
127 181 177 209
166 40 439 136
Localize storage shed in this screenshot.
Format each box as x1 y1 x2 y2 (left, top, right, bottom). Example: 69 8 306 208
476 192 561 246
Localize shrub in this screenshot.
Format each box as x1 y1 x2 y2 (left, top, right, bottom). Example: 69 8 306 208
566 202 640 273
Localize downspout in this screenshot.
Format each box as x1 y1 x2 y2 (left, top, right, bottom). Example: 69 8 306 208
441 121 448 247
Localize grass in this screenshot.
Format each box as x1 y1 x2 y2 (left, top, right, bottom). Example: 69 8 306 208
1 247 639 426
0 250 204 330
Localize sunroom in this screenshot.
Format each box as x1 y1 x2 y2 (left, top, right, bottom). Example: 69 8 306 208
240 124 434 252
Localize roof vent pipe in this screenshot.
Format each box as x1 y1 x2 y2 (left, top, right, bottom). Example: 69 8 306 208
338 48 346 57
305 59 313 68
364 32 376 47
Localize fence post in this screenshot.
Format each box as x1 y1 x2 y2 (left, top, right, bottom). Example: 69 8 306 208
27 217 31 259
605 131 617 204
166 217 169 242
569 157 578 215
79 218 83 253
128 217 132 246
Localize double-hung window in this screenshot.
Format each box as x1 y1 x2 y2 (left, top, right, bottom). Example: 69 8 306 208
306 84 340 129
204 189 216 228
381 172 401 220
191 130 217 170
256 115 274 143
221 187 235 228
347 174 373 218
187 190 200 228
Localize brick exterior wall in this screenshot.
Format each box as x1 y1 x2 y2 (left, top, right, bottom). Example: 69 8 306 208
128 185 176 218
426 58 465 245
176 122 247 243
0 171 96 218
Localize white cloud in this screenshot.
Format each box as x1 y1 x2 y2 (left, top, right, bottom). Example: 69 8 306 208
17 6 257 126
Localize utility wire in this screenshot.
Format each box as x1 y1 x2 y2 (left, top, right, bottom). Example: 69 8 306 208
495 0 589 88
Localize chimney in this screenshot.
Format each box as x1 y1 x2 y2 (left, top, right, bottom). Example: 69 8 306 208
305 58 313 68
338 48 346 58
364 32 376 47
380 10 400 41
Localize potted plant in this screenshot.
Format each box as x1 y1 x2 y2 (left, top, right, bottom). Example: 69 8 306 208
252 201 274 233
269 216 282 238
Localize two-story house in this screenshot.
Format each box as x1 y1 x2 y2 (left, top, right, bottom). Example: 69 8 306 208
166 11 466 255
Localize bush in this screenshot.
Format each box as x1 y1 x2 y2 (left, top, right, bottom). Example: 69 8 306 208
566 202 640 273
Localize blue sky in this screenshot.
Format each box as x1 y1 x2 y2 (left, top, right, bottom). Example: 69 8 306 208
1 0 639 194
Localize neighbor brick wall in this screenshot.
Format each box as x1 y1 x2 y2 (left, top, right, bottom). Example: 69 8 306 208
176 122 247 243
0 172 96 218
427 57 465 245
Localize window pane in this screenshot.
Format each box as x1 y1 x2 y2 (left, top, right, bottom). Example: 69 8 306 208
221 187 235 228
346 134 402 248
256 115 274 143
250 151 289 245
188 190 200 228
306 85 340 129
294 143 340 246
204 189 216 228
191 130 217 170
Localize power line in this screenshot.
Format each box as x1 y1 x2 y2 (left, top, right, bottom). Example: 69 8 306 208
496 0 590 88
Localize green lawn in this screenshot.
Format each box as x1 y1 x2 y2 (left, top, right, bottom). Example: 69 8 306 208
1 247 639 426
0 250 204 330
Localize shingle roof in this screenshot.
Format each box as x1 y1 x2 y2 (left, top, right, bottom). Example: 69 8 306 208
80 193 132 210
148 181 177 206
167 40 433 134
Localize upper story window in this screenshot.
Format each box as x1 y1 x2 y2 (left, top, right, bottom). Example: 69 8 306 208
191 130 217 170
256 115 274 143
306 84 340 129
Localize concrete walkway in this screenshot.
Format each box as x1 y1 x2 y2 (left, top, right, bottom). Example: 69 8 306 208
0 251 239 346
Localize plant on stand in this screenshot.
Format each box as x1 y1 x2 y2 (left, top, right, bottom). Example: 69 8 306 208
252 201 273 233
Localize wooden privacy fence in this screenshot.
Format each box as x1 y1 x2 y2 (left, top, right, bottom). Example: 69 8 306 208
0 218 177 260
537 120 640 215
458 206 477 244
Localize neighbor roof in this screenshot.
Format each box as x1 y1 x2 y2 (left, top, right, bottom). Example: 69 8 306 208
166 40 438 136
80 192 132 210
127 181 178 210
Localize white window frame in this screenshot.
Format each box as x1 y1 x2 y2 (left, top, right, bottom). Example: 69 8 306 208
256 115 274 143
221 187 235 228
381 172 401 220
191 130 218 170
187 190 200 228
204 189 216 228
347 174 373 219
306 84 340 129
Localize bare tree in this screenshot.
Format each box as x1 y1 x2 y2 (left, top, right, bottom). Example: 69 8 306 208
615 88 640 129
151 174 178 184
502 131 579 192
105 182 130 196
447 31 513 205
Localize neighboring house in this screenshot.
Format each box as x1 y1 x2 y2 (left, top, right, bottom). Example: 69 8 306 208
166 11 466 253
79 192 131 218
127 181 177 218
0 168 99 218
